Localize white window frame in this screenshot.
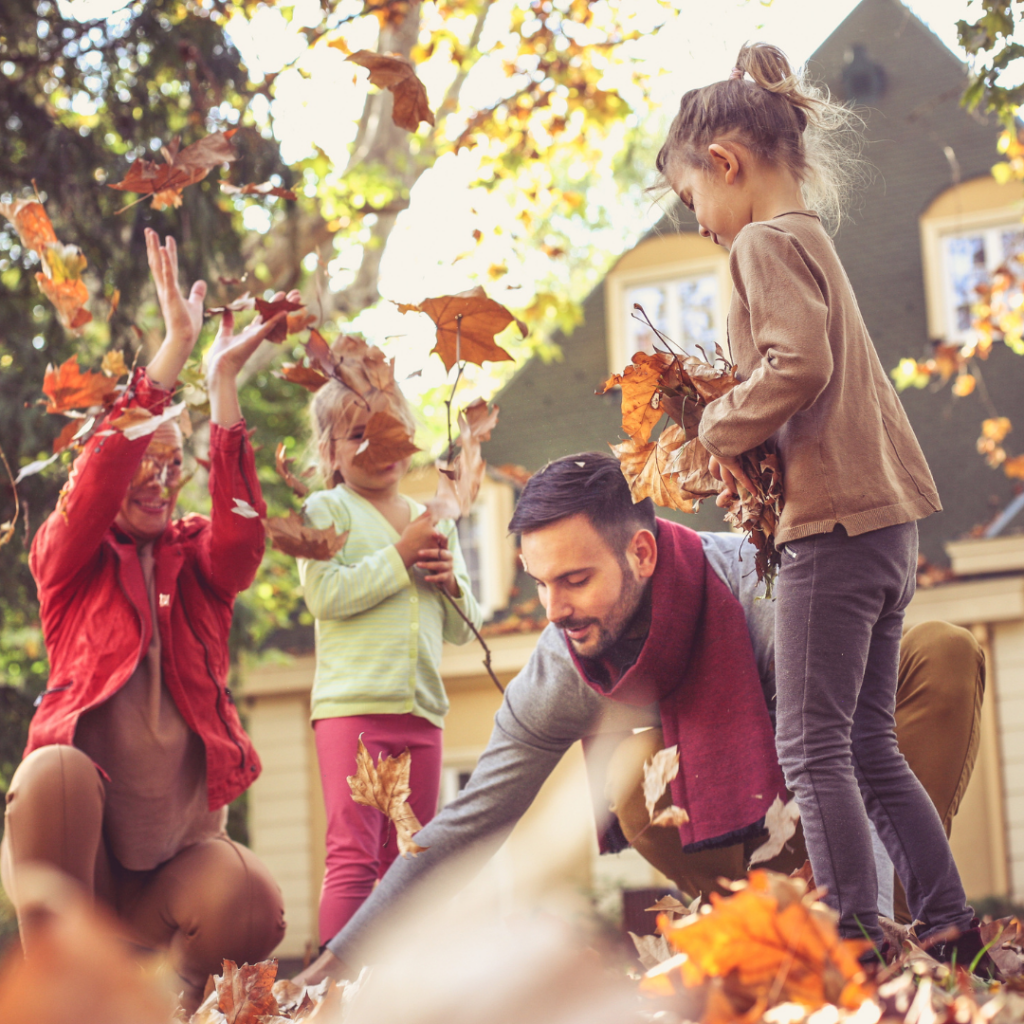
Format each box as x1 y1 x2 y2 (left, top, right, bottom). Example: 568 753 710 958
605 253 731 375
921 201 1024 343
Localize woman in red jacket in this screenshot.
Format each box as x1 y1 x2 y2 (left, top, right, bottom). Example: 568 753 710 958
1 229 289 1013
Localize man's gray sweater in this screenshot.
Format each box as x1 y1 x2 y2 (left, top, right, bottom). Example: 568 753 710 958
326 531 774 964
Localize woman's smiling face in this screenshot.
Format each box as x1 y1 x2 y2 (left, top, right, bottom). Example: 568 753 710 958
114 421 184 543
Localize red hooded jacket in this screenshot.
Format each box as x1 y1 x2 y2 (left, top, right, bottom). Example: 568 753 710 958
27 369 268 810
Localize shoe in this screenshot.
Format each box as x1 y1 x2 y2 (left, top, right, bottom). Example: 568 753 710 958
926 920 1002 980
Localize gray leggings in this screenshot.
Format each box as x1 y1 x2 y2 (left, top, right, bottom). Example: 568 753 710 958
774 521 973 943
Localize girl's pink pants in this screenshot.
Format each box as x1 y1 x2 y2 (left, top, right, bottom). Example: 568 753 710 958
313 712 443 945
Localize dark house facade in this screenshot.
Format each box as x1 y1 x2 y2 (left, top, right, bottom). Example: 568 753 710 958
483 0 1024 565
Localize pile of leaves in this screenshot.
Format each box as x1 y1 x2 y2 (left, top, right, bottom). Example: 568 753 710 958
633 872 1024 1024
600 309 784 596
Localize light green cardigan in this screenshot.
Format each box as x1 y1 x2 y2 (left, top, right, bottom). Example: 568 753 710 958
297 486 482 727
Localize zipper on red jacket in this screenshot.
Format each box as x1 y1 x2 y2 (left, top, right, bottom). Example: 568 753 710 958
177 576 247 770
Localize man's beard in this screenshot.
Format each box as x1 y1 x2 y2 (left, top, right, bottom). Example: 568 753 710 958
554 564 648 659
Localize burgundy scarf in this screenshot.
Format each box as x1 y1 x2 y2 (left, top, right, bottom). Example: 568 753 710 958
568 519 786 850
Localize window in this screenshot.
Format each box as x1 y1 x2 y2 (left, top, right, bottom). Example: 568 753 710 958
625 271 720 358
919 175 1024 343
605 232 729 373
941 224 1024 340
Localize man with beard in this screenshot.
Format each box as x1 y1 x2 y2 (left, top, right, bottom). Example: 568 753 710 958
295 452 984 983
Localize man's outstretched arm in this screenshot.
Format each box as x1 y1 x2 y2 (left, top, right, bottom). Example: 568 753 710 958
293 627 604 984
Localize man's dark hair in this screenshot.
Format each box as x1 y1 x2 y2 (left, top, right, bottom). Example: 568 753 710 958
508 452 656 551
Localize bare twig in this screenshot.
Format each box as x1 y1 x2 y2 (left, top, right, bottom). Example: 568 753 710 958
0 441 21 549
437 585 504 695
443 315 465 463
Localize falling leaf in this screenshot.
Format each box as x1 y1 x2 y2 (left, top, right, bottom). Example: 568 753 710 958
106 288 120 322
275 362 329 393
982 416 1012 442
286 308 318 335
15 451 61 484
651 806 691 828
107 130 239 210
611 428 702 514
399 286 525 371
253 297 305 343
111 401 185 441
347 737 428 856
35 274 92 333
1004 454 1024 480
42 356 117 414
642 745 679 820
747 796 801 867
220 181 297 200
265 512 348 561
216 959 280 1024
232 498 260 519
629 932 674 972
101 349 128 379
346 50 435 132
52 419 84 455
275 442 310 498
0 198 59 252
207 293 257 315
351 409 420 473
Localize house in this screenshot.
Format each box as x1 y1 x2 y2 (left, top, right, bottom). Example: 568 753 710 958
241 0 1024 960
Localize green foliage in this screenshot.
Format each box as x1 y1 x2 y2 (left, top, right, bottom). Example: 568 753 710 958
958 0 1024 122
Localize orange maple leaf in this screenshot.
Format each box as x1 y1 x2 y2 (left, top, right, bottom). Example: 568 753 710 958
352 409 420 472
0 198 58 252
42 357 117 414
35 275 91 333
400 286 525 371
215 959 280 1024
107 130 238 211
265 511 348 561
648 871 873 1011
347 50 435 132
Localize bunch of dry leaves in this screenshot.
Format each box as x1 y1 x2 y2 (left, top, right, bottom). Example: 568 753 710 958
600 308 784 596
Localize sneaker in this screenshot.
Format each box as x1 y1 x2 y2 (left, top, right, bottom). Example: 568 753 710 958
926 920 1002 980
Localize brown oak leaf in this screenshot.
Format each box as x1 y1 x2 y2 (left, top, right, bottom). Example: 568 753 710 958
425 399 499 523
42 357 117 414
351 409 420 472
265 512 348 560
107 130 238 211
347 737 427 857
215 959 280 1024
610 427 700 513
347 50 435 132
400 286 525 371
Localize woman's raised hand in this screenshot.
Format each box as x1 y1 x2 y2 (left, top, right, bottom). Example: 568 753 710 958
205 289 302 427
145 228 208 388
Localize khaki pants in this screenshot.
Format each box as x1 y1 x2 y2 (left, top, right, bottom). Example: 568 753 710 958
1 745 286 1014
605 621 984 923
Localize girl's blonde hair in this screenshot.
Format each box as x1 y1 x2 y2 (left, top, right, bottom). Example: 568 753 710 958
657 42 867 232
310 379 417 488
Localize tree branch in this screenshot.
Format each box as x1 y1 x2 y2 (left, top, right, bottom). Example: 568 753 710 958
437 584 504 695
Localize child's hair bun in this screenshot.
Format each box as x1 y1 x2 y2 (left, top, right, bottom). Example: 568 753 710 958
733 42 813 131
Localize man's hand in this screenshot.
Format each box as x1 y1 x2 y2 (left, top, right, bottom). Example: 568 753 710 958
146 229 206 388
205 289 298 427
416 533 460 598
708 452 759 509
291 948 350 988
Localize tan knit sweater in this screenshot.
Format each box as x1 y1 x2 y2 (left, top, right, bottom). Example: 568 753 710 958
698 211 941 544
